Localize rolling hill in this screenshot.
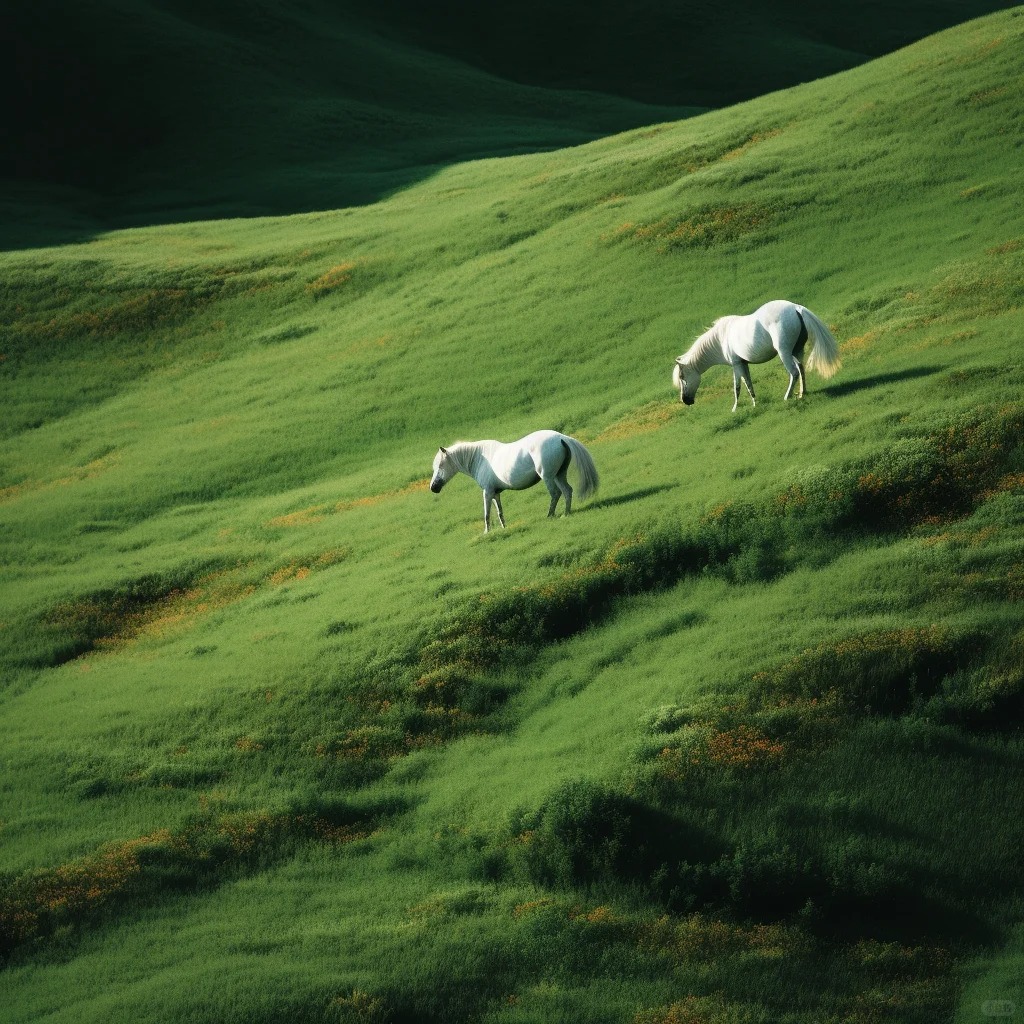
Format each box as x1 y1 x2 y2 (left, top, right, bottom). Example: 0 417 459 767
1 0 1013 243
2 5 1024 1023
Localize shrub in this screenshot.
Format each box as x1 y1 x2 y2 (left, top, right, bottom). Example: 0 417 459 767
751 626 974 716
923 663 1024 730
509 780 641 889
644 704 697 734
507 780 720 897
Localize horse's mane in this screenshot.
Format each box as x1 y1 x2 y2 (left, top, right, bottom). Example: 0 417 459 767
445 441 482 473
682 317 734 369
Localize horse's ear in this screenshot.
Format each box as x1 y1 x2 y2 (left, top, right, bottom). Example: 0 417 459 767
440 446 448 455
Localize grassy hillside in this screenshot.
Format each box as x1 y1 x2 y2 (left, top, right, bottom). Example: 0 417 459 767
2 7 1024 1023
1 0 692 246
2 0 1013 243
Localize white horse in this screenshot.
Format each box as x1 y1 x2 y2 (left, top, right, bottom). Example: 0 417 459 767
672 299 841 411
429 429 599 533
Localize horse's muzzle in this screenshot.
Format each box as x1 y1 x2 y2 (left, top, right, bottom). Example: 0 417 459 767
682 395 695 406
430 480 443 493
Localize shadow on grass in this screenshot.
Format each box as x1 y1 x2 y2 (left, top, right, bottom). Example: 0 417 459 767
0 162 469 251
0 792 404 963
589 484 679 511
825 366 943 397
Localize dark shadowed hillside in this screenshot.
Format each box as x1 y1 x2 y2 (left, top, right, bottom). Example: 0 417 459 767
351 0 1016 105
1 0 1013 242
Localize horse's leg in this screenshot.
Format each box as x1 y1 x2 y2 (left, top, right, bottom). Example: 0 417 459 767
544 477 561 517
493 493 506 528
554 442 574 515
780 352 801 401
482 488 493 533
555 469 573 516
793 314 808 398
782 313 808 399
739 363 756 407
731 367 742 412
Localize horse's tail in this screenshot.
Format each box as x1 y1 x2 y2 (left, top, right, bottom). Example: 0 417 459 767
798 305 842 379
561 436 600 503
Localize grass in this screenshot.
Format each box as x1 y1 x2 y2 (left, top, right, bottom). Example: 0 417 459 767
2 0 1013 243
1 6 1024 1022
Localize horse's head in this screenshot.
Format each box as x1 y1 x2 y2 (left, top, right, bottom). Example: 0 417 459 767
430 446 455 492
673 358 700 405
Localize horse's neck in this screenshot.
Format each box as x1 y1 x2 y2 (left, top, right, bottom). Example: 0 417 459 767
686 325 729 372
449 442 489 481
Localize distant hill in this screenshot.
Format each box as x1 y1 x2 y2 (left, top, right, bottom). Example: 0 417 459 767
349 0 1016 105
1 0 1012 239
2 0 689 241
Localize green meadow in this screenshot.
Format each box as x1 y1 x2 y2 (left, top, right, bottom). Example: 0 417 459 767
2 5 1024 1022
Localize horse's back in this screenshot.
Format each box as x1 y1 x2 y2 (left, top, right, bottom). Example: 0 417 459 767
735 300 803 359
485 431 561 489
753 299 798 321
512 430 574 479
518 428 562 445
513 429 565 460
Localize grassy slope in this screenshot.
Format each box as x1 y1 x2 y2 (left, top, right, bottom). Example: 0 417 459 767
1 0 693 245
2 0 1012 242
2 8 1024 1023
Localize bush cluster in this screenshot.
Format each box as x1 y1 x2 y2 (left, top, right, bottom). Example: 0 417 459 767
493 779 926 929
751 625 972 716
